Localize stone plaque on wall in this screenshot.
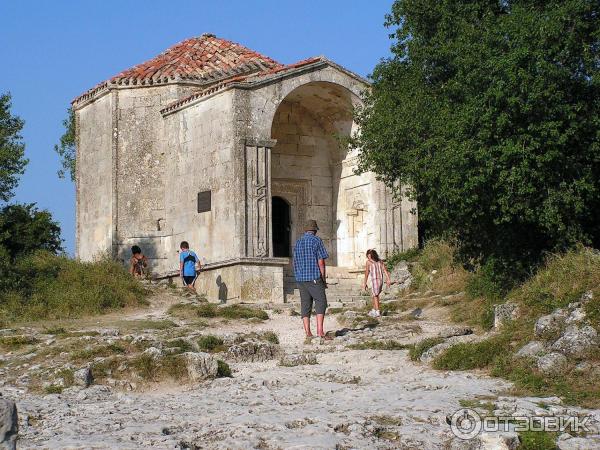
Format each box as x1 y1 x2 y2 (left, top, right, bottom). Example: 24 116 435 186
197 190 211 213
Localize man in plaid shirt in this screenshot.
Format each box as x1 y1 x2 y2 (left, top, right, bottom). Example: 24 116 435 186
293 219 332 340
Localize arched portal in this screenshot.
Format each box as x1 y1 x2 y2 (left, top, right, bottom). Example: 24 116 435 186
270 81 359 266
272 196 291 257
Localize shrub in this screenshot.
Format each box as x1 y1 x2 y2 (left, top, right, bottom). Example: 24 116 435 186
216 359 232 378
261 331 279 344
197 335 225 352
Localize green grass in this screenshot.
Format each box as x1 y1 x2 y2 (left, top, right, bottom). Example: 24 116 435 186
130 353 159 380
44 385 63 394
116 319 178 330
70 343 127 362
168 303 269 321
164 338 194 354
508 247 600 319
56 368 75 387
0 251 148 326
348 340 409 350
234 331 279 345
432 336 508 370
385 247 421 270
0 335 39 350
409 337 444 361
197 335 226 352
518 431 558 450
458 398 495 414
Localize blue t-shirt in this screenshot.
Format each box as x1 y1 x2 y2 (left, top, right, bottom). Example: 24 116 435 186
179 250 198 276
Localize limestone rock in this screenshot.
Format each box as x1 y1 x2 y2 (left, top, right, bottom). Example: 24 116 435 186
438 327 473 339
226 341 279 363
551 325 598 358
557 435 600 450
537 352 568 374
142 347 163 358
74 367 93 388
279 353 318 367
580 291 593 304
0 398 18 450
534 310 568 338
477 431 520 450
515 341 547 359
494 303 519 329
182 352 218 382
565 308 586 325
409 308 423 319
99 328 119 337
390 262 412 290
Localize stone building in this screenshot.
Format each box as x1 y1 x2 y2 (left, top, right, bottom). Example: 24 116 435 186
73 34 417 303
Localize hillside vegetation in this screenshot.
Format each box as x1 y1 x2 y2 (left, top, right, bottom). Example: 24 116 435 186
0 251 148 326
396 241 600 407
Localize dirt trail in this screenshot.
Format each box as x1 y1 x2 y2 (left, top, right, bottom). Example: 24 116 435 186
3 289 600 449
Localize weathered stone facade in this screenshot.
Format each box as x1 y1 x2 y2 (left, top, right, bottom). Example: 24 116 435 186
73 34 418 303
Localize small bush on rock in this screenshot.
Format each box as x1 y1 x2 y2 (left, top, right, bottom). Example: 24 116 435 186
216 359 232 378
409 338 444 361
197 335 225 352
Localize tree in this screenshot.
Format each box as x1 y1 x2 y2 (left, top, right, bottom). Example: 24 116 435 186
355 0 600 281
54 107 76 181
0 92 28 201
0 203 63 260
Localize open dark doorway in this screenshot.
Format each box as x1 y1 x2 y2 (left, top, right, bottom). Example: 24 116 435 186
272 196 291 257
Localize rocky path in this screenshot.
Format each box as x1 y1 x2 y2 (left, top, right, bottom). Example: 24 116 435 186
2 290 600 449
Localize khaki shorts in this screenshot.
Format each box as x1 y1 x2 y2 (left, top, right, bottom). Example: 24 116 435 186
298 279 327 318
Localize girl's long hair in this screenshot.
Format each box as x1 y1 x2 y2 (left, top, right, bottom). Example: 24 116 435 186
366 249 380 262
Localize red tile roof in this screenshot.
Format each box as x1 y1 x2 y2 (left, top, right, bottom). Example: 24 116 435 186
159 57 326 115
73 33 283 105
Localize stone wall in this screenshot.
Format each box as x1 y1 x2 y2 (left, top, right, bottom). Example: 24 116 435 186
113 85 197 272
162 89 241 273
192 259 285 303
76 93 114 260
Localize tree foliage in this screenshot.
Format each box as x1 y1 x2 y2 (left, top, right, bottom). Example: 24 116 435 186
355 0 600 280
0 92 28 201
0 203 63 260
54 107 76 181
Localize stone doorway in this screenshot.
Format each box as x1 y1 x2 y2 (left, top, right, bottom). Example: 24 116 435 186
272 196 291 257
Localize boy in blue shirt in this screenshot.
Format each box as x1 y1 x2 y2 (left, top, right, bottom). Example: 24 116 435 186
179 241 201 293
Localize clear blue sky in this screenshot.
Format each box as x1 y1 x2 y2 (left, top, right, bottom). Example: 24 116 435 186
0 0 394 255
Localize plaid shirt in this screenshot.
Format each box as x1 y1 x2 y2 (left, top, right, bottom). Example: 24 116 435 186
293 232 329 282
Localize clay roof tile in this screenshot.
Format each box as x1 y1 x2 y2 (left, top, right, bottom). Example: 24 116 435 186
73 33 283 104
